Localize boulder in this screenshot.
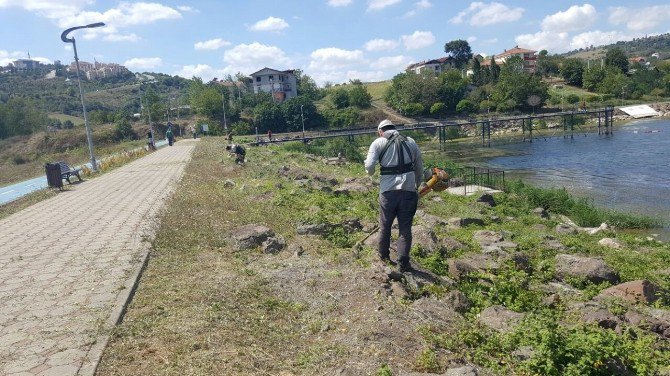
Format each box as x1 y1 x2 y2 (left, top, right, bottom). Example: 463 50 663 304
477 193 496 207
231 224 274 250
472 230 504 246
333 182 370 195
555 254 620 284
262 235 286 254
598 238 624 250
442 290 472 314
444 366 479 376
412 225 440 254
296 223 332 236
411 297 461 327
478 305 524 332
461 218 485 227
555 224 578 235
532 207 549 218
595 280 662 304
448 259 479 281
441 237 466 253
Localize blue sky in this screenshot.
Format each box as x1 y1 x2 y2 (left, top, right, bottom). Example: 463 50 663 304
1 0 669 84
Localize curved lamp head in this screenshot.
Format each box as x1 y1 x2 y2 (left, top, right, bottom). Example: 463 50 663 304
61 22 106 43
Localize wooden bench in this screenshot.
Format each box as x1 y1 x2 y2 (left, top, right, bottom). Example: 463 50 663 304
57 161 83 184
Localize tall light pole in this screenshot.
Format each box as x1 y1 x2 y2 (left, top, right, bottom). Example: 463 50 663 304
300 104 306 140
61 22 105 171
221 90 228 131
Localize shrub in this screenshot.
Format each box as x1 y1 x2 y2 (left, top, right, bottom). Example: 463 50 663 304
456 99 477 114
114 119 135 141
231 120 252 135
403 103 424 116
565 94 580 104
430 102 447 116
479 100 496 112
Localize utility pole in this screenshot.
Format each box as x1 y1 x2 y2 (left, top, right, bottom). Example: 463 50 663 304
221 90 228 131
300 104 306 140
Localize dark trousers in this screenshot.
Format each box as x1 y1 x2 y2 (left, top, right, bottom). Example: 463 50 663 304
378 190 418 266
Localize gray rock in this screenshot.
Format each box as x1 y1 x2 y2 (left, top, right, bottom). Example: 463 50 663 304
447 217 463 228
334 182 370 195
296 223 332 236
511 346 535 361
598 238 623 249
555 254 620 284
231 224 274 250
444 366 478 376
341 218 363 232
595 280 663 304
412 225 440 254
478 305 524 332
441 237 466 253
461 218 485 227
262 235 286 254
288 243 304 256
555 224 578 235
532 207 549 218
416 210 449 226
473 230 504 246
223 179 235 187
448 258 479 280
443 290 472 313
477 193 496 207
411 297 461 327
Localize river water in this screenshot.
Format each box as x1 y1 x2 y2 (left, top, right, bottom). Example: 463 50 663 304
441 118 670 238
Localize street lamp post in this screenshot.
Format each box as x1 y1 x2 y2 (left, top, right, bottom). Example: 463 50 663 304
61 22 105 171
221 90 228 131
300 104 305 140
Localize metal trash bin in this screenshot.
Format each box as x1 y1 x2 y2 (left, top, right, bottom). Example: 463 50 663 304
45 163 63 189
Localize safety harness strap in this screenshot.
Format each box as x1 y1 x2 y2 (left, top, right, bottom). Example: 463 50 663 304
379 133 414 175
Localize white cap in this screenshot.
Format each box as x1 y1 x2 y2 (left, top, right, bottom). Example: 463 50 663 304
377 119 394 131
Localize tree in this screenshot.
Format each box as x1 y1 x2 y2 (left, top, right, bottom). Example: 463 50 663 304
439 70 469 111
384 72 441 114
293 69 321 100
582 67 605 92
596 66 632 97
456 99 477 114
536 51 561 78
471 58 484 86
253 102 285 133
281 96 319 132
560 58 585 87
444 39 473 69
604 48 629 73
492 56 549 112
348 84 372 108
489 56 500 83
331 88 350 109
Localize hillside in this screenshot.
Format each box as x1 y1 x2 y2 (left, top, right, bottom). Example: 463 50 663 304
564 33 670 61
96 137 670 375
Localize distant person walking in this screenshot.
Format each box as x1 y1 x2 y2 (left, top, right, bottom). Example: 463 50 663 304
268 130 273 141
364 119 423 273
190 125 197 139
166 127 174 146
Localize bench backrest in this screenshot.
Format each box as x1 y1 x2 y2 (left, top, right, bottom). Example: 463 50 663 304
57 161 72 173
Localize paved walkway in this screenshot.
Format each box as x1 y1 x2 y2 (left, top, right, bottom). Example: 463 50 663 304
0 140 196 375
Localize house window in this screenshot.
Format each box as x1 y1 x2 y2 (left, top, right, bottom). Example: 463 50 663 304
256 76 261 82
269 75 274 80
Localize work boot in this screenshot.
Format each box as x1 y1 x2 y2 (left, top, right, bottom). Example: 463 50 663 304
398 259 412 273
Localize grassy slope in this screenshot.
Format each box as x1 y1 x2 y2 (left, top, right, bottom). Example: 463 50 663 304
97 137 670 375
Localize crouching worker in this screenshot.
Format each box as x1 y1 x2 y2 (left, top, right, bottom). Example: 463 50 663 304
364 119 423 273
226 143 246 164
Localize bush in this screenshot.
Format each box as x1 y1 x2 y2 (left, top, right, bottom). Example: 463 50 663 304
565 94 580 104
114 119 136 141
456 99 477 114
479 100 496 112
230 120 252 135
331 88 350 109
403 103 424 116
430 102 446 116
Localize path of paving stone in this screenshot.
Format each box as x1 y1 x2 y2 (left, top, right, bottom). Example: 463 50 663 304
0 140 196 375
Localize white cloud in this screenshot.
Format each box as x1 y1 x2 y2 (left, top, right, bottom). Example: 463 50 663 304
173 64 223 81
59 2 181 29
327 0 353 6
515 31 570 52
0 49 25 66
404 0 432 17
249 16 289 32
124 57 163 70
373 55 414 70
401 30 435 50
450 2 524 26
103 33 140 42
364 38 399 52
367 0 401 11
609 5 670 31
309 70 386 85
467 36 477 44
177 5 197 13
541 4 596 33
194 38 232 51
223 42 292 74
308 48 365 71
570 30 640 51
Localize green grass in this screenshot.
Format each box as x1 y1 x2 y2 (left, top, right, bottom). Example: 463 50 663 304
47 112 84 126
364 80 391 102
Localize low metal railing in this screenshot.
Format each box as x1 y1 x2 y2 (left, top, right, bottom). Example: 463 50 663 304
444 167 506 195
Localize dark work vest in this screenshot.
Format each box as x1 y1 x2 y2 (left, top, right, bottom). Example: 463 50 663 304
378 133 414 175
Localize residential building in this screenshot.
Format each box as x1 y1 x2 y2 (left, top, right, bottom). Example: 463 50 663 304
249 67 297 102
66 60 130 80
11 59 41 72
406 57 454 74
480 46 537 73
